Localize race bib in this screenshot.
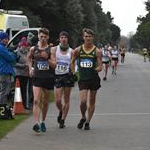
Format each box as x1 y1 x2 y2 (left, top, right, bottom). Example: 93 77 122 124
56 62 69 74
112 54 118 58
80 59 93 68
37 61 49 70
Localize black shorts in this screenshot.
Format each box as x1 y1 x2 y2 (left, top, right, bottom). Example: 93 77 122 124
121 54 125 57
102 61 109 64
78 76 101 91
33 77 54 90
55 74 74 88
112 58 118 61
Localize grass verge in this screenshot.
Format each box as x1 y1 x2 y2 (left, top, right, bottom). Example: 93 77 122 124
0 115 28 140
0 91 54 141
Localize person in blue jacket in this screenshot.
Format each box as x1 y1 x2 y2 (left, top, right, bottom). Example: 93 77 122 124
0 32 16 104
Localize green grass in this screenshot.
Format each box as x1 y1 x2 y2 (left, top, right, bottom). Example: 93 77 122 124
0 115 28 140
0 91 54 141
50 90 54 102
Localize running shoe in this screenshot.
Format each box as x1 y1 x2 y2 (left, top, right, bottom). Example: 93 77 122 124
59 119 65 129
57 111 62 123
33 124 40 133
103 77 107 81
40 122 46 132
77 118 86 129
84 122 90 130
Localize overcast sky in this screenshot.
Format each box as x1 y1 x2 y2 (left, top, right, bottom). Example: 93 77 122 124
101 0 147 36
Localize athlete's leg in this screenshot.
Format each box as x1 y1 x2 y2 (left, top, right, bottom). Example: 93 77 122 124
38 88 50 132
112 60 115 74
59 87 72 128
84 90 97 130
55 87 63 123
103 63 106 79
55 87 63 112
87 90 97 123
62 87 72 120
41 88 50 122
33 86 42 123
114 60 118 74
32 86 42 133
105 63 108 79
103 63 108 80
121 55 124 63
123 55 125 63
79 90 88 119
77 89 88 129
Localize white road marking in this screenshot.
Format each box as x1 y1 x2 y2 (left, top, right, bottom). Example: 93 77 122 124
48 112 150 117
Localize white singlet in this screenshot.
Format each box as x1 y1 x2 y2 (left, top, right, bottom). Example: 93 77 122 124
55 45 72 75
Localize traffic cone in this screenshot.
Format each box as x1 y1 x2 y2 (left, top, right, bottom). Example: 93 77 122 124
13 78 26 115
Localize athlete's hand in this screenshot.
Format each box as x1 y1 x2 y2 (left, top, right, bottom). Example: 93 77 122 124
68 72 78 82
95 67 102 72
29 67 34 77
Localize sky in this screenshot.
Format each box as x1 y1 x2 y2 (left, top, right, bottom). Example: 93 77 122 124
101 0 147 36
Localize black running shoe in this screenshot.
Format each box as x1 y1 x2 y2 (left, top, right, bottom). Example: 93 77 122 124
33 124 40 133
40 122 46 132
103 77 107 81
59 119 65 129
77 118 86 129
57 111 62 123
84 122 90 130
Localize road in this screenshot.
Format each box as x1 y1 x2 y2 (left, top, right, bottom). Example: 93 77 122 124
0 53 150 150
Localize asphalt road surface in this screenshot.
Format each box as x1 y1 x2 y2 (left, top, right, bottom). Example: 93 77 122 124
0 53 150 150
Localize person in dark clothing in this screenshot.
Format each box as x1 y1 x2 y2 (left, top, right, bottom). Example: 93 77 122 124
27 28 56 133
71 28 102 130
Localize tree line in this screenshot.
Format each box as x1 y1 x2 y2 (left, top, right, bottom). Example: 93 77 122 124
1 0 120 47
130 0 150 50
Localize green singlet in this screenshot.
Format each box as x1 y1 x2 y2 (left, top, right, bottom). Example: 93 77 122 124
77 45 97 81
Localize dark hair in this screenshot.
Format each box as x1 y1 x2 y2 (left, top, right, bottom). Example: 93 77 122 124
82 28 94 36
39 28 49 35
59 31 69 38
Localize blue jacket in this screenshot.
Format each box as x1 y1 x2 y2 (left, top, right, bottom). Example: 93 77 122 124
0 42 16 76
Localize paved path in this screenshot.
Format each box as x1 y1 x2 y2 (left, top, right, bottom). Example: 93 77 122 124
1 53 150 150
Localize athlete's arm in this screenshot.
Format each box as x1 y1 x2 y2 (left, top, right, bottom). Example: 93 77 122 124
27 46 34 76
48 47 56 69
95 48 102 72
71 47 80 74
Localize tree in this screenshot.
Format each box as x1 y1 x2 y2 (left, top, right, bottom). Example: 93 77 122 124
134 0 150 48
136 22 150 47
110 23 121 45
1 0 121 46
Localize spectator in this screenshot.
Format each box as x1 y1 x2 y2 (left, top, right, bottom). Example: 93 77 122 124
15 37 33 109
0 32 16 104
